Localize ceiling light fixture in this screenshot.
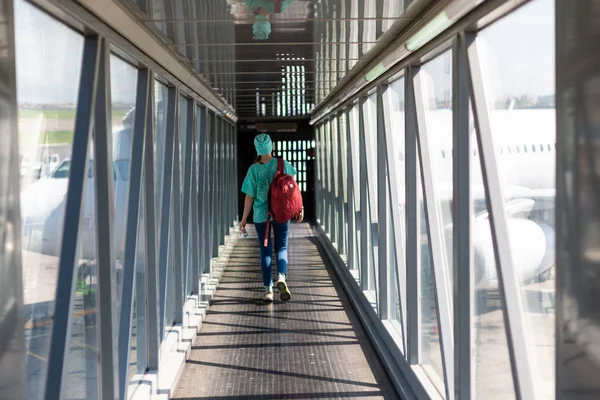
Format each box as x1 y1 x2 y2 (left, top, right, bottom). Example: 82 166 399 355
364 62 386 82
405 11 451 52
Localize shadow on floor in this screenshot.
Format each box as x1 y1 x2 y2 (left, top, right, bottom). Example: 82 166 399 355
173 224 396 400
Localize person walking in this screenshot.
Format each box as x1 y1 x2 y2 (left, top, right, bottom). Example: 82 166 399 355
240 133 304 302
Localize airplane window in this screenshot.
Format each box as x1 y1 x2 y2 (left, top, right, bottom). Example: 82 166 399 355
516 145 520 154
441 149 446 158
532 145 536 152
52 160 71 179
524 145 528 153
540 143 544 152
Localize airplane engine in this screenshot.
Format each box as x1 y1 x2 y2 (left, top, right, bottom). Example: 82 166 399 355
473 217 555 289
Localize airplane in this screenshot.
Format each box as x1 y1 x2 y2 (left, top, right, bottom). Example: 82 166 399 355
383 103 556 291
20 109 134 266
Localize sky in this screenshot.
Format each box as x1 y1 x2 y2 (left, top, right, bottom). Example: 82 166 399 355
14 0 137 106
417 0 555 103
14 0 555 107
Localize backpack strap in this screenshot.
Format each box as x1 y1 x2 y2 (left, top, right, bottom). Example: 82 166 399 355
274 0 282 13
277 158 284 175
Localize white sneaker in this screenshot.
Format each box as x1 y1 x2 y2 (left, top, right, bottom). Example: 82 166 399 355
262 292 274 302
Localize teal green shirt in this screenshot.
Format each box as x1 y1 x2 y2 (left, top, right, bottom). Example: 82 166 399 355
241 158 297 223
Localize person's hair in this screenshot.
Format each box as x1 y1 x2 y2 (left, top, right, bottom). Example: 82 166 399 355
253 155 262 164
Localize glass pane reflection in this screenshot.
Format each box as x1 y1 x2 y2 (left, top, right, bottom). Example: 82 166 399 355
110 55 137 316
63 141 98 399
15 0 84 397
418 152 444 392
386 77 407 345
478 0 555 397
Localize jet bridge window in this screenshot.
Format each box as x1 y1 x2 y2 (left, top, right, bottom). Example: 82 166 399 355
477 0 556 394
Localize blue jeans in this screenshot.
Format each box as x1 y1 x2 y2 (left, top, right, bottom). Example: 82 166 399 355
254 220 290 287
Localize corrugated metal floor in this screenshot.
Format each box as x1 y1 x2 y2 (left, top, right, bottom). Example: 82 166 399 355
173 224 396 400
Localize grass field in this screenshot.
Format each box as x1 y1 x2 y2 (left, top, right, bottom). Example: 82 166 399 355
19 108 130 121
18 108 132 145
38 130 73 144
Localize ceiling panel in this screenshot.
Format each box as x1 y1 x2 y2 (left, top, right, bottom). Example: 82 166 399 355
120 0 416 119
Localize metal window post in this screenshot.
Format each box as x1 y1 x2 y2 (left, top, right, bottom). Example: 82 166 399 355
405 66 420 365
213 113 218 252
208 112 216 262
230 124 235 226
317 125 323 225
324 122 328 230
337 114 347 256
345 108 356 270
158 85 177 340
143 72 160 370
44 34 101 400
212 115 220 256
118 67 151 400
188 104 200 294
204 112 213 276
171 95 184 324
358 97 370 290
453 33 473 400
376 85 390 320
210 113 217 258
220 118 225 241
331 117 340 247
93 38 119 400
328 120 334 238
182 98 195 295
197 107 207 275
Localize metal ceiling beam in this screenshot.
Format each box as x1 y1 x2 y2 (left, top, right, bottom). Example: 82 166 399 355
231 80 322 83
225 89 317 92
185 58 360 63
148 17 410 23
171 42 377 47
201 71 338 75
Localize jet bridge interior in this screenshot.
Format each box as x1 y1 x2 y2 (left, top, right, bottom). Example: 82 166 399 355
0 0 598 399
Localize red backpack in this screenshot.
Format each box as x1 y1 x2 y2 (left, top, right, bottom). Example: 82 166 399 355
264 158 303 246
